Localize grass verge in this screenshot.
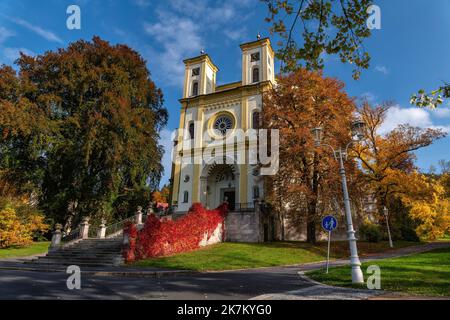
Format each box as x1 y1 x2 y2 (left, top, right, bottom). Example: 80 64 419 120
307 247 450 297
131 241 420 272
0 242 50 260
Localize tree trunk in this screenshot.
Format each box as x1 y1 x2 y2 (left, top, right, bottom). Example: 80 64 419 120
306 218 316 244
306 199 317 243
279 211 285 241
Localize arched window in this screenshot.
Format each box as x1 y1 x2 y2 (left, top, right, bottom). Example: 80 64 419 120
252 67 259 83
252 111 260 129
188 122 195 140
183 191 189 203
192 81 199 96
253 186 260 199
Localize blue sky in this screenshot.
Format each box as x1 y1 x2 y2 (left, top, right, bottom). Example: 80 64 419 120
1 0 449 186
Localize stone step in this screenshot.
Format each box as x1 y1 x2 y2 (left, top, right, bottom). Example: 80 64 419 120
23 261 118 268
47 252 121 257
55 249 121 254
34 258 120 264
59 248 122 252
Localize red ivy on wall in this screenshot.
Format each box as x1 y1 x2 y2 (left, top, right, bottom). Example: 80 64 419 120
123 203 228 262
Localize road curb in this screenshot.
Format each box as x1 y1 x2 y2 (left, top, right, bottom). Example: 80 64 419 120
0 264 198 278
92 270 199 278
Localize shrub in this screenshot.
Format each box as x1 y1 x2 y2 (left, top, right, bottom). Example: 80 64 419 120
0 199 49 248
358 223 383 243
123 203 228 261
400 226 420 242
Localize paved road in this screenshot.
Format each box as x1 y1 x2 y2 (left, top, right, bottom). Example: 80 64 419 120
0 242 448 300
0 266 310 300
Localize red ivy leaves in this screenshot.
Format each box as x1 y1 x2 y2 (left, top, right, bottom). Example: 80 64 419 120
122 203 228 262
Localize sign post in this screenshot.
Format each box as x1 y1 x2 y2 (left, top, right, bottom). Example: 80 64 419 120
322 215 338 274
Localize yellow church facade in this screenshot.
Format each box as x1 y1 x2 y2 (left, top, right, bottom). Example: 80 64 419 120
170 38 275 218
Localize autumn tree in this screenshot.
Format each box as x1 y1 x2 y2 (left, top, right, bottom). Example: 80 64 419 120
152 185 170 204
354 103 446 211
0 198 49 248
0 37 168 227
263 0 373 79
263 68 360 243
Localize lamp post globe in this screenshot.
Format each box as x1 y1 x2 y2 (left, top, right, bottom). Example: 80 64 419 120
351 119 366 141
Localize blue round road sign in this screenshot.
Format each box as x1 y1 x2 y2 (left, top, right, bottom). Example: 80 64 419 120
322 216 338 232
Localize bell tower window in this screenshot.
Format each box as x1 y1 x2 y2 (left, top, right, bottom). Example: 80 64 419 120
252 67 259 83
192 67 200 76
188 122 195 140
251 52 260 62
192 81 199 96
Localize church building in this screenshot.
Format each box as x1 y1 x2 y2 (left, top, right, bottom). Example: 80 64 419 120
169 38 276 241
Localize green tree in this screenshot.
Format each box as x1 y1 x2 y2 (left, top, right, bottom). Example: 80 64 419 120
263 0 373 79
410 84 450 109
0 37 168 227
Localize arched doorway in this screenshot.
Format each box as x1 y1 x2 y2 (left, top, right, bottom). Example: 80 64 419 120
200 160 239 211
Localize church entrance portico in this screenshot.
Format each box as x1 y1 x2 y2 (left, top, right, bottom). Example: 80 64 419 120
200 160 239 210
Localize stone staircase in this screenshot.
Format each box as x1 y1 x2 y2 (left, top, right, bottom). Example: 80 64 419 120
24 238 124 269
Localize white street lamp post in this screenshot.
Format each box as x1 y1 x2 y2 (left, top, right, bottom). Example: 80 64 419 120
383 206 394 248
311 120 366 284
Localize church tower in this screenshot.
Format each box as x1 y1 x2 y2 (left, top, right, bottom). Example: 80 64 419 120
240 37 275 86
182 53 218 98
170 37 276 242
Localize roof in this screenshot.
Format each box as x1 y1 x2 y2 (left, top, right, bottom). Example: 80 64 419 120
182 54 219 72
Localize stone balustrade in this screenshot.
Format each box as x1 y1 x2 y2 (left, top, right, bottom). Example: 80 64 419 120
50 206 152 249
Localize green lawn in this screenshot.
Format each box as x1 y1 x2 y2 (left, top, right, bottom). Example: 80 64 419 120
307 247 450 297
0 242 50 260
131 241 420 272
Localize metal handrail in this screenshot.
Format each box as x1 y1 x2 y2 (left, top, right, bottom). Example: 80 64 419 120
233 202 256 212
61 227 80 243
105 216 136 237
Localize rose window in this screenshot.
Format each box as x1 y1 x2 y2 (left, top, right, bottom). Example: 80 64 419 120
213 115 234 136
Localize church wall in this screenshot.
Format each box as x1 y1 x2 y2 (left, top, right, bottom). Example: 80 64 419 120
177 159 195 212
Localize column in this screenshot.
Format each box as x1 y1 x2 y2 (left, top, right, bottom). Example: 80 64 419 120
79 217 90 239
50 223 63 251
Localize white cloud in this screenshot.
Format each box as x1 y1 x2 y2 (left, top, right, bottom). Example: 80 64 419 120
143 1 255 86
144 10 203 85
8 16 63 44
223 28 248 41
379 105 450 135
0 26 15 44
2 47 34 63
433 108 450 119
360 92 377 103
133 0 150 7
375 65 389 75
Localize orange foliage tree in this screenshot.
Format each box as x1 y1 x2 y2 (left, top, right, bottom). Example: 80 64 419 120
262 68 362 243
354 103 446 215
0 200 48 248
